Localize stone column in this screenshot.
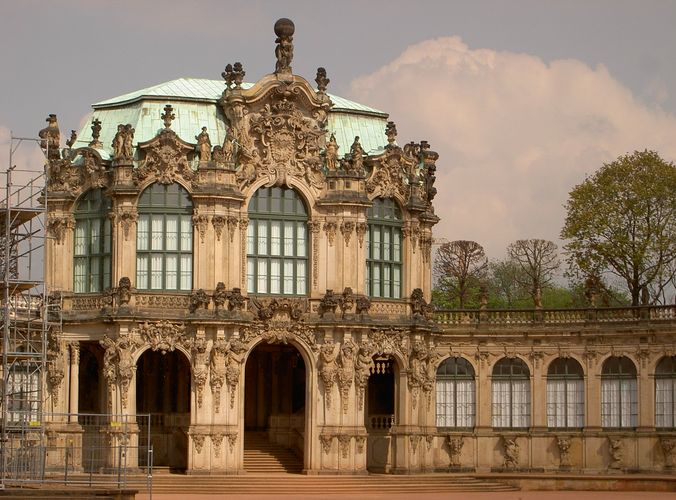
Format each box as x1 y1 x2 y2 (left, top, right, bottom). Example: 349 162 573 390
68 342 80 422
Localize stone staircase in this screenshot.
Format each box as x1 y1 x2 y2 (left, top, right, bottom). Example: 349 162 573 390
242 431 303 474
125 472 518 494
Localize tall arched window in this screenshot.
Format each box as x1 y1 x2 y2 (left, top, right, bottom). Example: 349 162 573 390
366 198 402 298
655 356 676 428
547 357 584 428
492 357 530 428
601 356 638 428
136 183 193 291
74 189 111 293
247 187 308 295
436 357 475 428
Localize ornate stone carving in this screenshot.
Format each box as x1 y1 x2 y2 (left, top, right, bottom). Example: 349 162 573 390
355 342 375 410
660 437 676 469
319 343 338 409
189 289 210 313
408 341 439 410
355 222 367 248
369 328 407 358
112 124 135 161
100 335 143 409
608 437 623 470
320 434 333 455
503 437 519 469
308 220 321 287
385 121 397 147
338 434 351 458
89 118 103 148
337 341 356 414
325 134 339 171
39 114 61 159
134 124 195 187
339 287 355 316
212 283 227 312
47 333 66 405
195 127 212 162
189 337 210 408
227 215 239 242
212 215 226 241
65 130 77 149
47 214 74 244
355 435 366 454
226 287 247 311
556 436 572 468
210 339 228 411
409 435 421 454
340 220 354 246
447 436 464 467
135 320 188 355
225 339 247 409
366 151 411 200
211 433 224 458
116 277 132 306
315 67 329 93
110 209 137 241
192 433 206 454
192 212 208 243
356 295 371 316
227 432 238 453
274 18 294 74
319 289 339 318
323 220 337 246
410 288 434 320
222 62 245 90
80 149 108 188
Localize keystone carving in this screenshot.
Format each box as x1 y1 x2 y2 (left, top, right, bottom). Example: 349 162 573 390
134 124 195 187
135 320 188 355
447 436 464 467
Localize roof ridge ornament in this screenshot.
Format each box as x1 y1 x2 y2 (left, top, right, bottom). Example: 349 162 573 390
161 104 175 129
274 18 294 75
89 118 103 149
315 67 329 93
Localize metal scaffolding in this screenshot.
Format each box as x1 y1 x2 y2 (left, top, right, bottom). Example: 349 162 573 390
0 135 54 485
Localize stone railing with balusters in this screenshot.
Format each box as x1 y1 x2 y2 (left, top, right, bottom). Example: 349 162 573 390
434 304 676 327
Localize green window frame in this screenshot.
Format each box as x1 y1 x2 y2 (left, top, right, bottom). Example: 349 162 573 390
246 187 308 296
366 198 402 298
656 356 676 429
74 189 112 293
136 183 193 291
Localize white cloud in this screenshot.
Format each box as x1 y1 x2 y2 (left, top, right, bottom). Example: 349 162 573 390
349 37 676 259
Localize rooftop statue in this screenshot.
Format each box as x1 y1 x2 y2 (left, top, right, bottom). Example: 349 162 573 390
274 18 294 74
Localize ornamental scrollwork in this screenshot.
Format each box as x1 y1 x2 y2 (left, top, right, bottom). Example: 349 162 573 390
134 320 188 355
134 126 196 187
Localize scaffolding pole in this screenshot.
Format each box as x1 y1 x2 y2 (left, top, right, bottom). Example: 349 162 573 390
1 135 53 486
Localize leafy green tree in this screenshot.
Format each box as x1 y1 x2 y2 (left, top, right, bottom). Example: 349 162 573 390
561 150 676 306
485 259 529 308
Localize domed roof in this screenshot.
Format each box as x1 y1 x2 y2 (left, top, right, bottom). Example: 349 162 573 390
77 78 389 160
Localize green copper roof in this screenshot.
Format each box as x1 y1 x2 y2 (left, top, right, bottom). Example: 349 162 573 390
78 78 389 157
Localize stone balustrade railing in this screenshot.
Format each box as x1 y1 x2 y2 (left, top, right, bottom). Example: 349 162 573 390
434 304 676 326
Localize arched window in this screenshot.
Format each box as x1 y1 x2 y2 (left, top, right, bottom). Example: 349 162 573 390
136 183 192 291
655 356 676 428
366 198 402 298
601 356 638 428
436 357 475 428
74 189 111 293
247 187 308 295
547 358 584 428
492 357 530 428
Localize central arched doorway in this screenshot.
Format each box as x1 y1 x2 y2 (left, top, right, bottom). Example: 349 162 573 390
136 349 191 471
366 355 397 473
244 342 306 473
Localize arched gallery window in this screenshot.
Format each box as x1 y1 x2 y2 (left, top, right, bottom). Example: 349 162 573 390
492 357 530 428
74 189 112 293
436 357 475 428
547 357 584 428
247 187 308 295
601 356 638 428
366 198 402 298
655 356 676 428
136 183 193 291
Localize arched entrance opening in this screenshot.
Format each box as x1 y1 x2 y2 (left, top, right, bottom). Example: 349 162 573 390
365 355 397 473
78 342 106 472
136 349 190 471
244 342 306 473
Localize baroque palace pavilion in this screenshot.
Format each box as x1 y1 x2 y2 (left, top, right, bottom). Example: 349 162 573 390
38 18 676 475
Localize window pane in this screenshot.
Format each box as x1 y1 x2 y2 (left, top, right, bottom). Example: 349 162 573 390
89 220 100 254
103 219 112 253
150 254 163 289
257 260 268 293
136 255 148 289
270 221 281 256
180 255 192 290
247 223 255 255
247 259 255 293
151 216 163 250
165 215 178 251
258 222 268 255
89 257 101 292
296 260 306 293
270 259 281 294
296 223 306 257
74 222 86 255
74 258 86 293
165 255 177 290
181 216 192 251
284 261 294 294
137 216 149 251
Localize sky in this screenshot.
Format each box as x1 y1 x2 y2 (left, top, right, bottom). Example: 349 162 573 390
1 0 675 260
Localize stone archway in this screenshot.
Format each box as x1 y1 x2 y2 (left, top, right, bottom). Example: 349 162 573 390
365 354 398 473
136 349 191 471
243 341 306 473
